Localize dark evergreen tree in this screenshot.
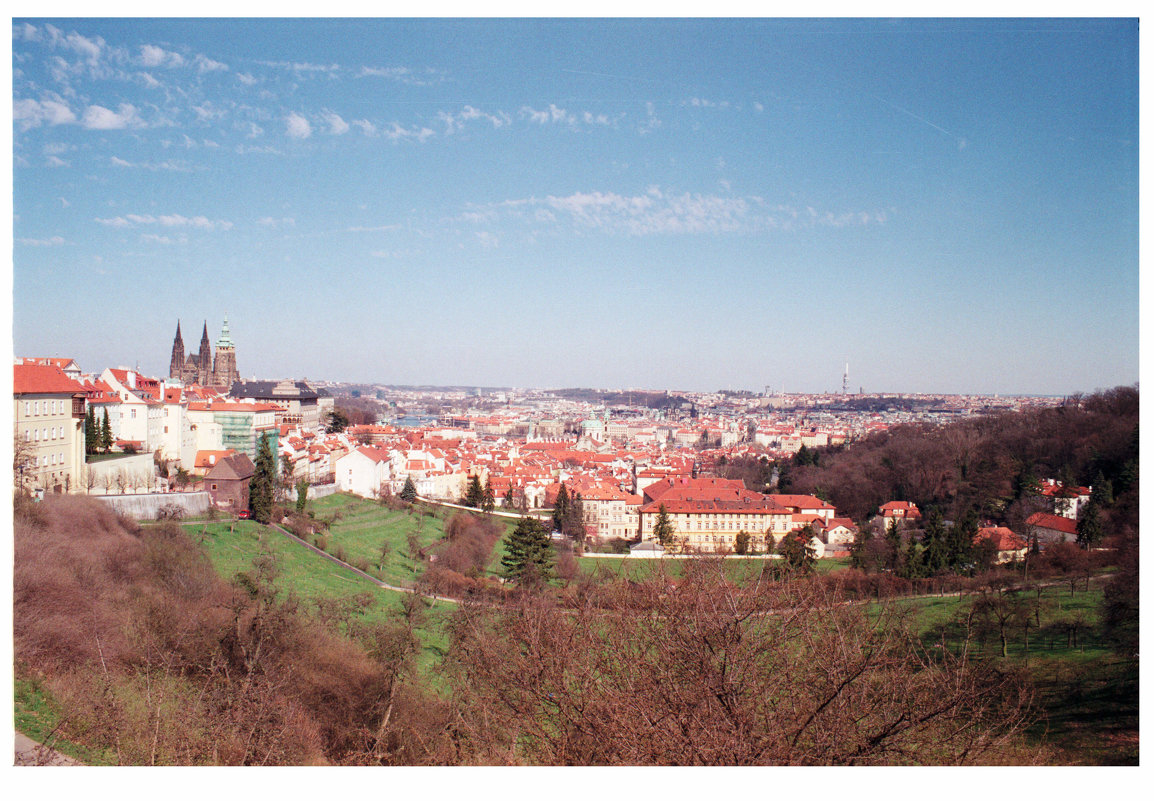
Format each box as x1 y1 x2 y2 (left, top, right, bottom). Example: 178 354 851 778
849 524 874 571
482 478 495 512
777 525 816 572
884 519 903 571
795 444 813 467
249 434 276 523
1090 470 1114 508
734 530 751 555
464 475 484 508
562 491 585 542
921 510 948 574
947 510 979 571
326 409 349 433
399 476 418 502
84 406 97 455
1075 500 1104 550
552 483 570 532
503 486 515 508
652 503 675 547
100 409 113 452
501 516 553 585
898 538 925 580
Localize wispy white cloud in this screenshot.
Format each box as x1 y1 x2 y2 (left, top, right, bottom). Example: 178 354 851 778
471 187 888 237
108 155 193 172
17 235 66 246
370 248 421 259
687 97 730 110
45 155 69 167
13 96 77 130
382 121 434 143
45 24 105 65
192 101 225 122
139 44 184 68
94 213 233 230
14 22 41 42
357 65 447 86
194 54 228 74
285 112 312 139
520 104 616 128
257 60 339 75
258 216 296 228
321 110 349 135
351 118 433 142
639 101 661 135
236 72 257 86
140 232 187 245
81 102 144 130
93 216 131 228
438 105 511 135
235 143 280 155
347 224 400 232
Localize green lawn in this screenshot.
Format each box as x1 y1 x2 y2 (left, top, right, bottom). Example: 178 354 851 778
15 676 115 766
575 555 775 585
881 580 1135 765
183 516 453 674
308 494 519 583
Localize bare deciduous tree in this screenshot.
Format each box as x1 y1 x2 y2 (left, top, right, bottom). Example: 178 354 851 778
443 560 1040 765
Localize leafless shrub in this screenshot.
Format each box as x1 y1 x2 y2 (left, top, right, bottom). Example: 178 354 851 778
435 513 502 577
443 561 1044 765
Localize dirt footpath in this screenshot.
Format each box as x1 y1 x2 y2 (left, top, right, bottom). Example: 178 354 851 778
14 732 81 766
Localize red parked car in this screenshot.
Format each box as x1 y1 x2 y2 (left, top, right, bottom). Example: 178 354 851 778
237 509 251 519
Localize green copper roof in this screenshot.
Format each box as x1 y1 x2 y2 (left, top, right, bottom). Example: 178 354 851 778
216 313 235 348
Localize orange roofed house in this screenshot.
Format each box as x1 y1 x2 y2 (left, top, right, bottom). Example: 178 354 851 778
974 526 1028 564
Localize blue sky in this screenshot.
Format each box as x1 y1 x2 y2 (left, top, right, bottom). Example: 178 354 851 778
10 17 1139 394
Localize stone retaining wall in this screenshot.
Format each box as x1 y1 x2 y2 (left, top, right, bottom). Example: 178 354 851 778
95 491 211 520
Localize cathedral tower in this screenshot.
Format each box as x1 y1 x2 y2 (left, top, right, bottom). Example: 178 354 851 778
198 321 212 385
169 320 186 380
211 313 239 389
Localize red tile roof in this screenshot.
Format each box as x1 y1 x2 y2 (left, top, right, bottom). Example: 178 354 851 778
975 526 1027 552
1025 512 1078 536
770 494 836 511
13 364 85 395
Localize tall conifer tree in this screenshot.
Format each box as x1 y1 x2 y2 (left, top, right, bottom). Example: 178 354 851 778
250 434 276 523
501 516 553 585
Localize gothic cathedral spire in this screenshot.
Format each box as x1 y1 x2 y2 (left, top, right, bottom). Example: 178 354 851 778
169 320 185 379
